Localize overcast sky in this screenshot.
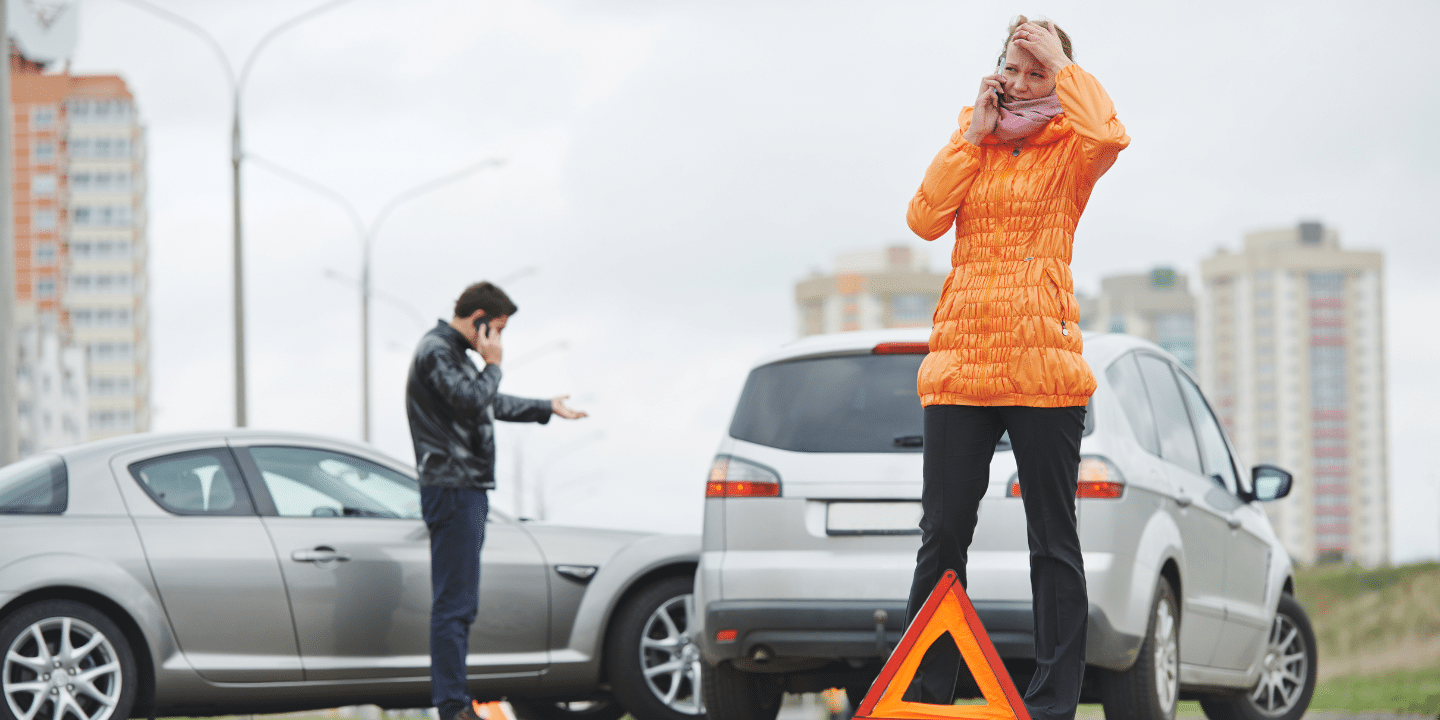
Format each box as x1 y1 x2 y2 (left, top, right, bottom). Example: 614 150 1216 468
67 0 1440 563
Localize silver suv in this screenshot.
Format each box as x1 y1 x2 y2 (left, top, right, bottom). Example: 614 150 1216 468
695 329 1317 720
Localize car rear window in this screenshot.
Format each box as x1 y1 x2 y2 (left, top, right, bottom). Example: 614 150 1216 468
729 353 926 453
0 454 68 514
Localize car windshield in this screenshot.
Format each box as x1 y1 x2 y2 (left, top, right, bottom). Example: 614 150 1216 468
729 353 927 453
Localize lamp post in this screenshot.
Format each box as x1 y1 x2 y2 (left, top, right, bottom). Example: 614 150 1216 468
113 0 357 427
247 154 506 442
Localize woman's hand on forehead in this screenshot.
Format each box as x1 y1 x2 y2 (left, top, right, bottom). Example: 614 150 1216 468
1010 22 1072 75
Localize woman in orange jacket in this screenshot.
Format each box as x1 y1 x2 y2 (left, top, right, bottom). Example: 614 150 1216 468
902 16 1128 720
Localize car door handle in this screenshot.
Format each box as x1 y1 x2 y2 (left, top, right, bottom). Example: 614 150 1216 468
292 548 351 563
1174 492 1193 508
1226 515 1243 530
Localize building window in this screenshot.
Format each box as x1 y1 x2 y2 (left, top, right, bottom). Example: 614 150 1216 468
69 239 132 260
32 174 57 196
89 377 134 396
34 210 57 229
32 106 56 127
68 137 132 159
34 243 57 265
89 410 135 432
890 294 934 325
87 342 134 363
67 100 132 125
69 274 134 295
33 142 55 161
70 172 131 192
37 278 56 297
71 308 132 328
72 206 133 227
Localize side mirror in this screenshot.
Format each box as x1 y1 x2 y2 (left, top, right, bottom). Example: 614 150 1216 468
1251 465 1292 502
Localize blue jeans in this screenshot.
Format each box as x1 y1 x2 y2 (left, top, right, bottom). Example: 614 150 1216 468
421 486 488 717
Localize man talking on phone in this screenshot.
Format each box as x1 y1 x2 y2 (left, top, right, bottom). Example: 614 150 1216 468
405 281 587 720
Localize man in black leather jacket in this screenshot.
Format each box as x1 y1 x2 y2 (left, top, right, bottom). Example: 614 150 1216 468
405 281 586 720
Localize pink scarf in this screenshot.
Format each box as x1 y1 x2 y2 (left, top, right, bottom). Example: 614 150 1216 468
993 93 1062 142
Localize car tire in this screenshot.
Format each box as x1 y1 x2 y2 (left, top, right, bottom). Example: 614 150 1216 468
1196 594 1317 720
1101 578 1180 720
605 575 704 720
700 661 783 720
0 599 138 720
509 698 626 720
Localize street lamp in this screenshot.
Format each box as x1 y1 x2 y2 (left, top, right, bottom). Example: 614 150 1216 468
247 153 507 442
113 0 358 427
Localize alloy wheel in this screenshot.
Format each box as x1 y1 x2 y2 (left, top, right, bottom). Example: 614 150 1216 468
1247 612 1308 716
637 593 703 715
3 616 124 720
1152 595 1179 714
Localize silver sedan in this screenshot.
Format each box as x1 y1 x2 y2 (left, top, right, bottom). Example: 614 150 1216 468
0 431 703 720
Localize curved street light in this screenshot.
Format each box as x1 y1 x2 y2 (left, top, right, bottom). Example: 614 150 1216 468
248 153 507 441
112 0 358 427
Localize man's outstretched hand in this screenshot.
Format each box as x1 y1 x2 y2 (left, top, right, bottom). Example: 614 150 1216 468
552 396 588 419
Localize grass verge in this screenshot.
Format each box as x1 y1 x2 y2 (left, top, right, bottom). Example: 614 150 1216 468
1309 666 1440 714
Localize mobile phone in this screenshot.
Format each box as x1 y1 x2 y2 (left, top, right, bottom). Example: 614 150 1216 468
473 316 490 338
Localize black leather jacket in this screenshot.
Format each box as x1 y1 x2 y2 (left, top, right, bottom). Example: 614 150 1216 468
405 321 551 489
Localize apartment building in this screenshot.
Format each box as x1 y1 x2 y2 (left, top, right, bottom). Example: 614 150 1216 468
10 52 151 447
795 246 946 336
1198 222 1387 565
1084 267 1197 370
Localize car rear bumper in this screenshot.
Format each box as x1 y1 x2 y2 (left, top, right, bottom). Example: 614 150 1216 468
698 599 1142 672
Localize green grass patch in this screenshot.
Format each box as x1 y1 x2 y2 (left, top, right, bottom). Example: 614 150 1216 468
1294 561 1440 664
1310 666 1440 713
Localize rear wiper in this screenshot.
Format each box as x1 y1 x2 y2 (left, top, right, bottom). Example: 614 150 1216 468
893 435 923 448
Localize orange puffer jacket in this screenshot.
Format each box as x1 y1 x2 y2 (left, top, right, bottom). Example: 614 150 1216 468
907 64 1128 408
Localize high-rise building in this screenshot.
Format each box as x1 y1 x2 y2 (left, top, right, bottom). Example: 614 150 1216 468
1198 222 1387 565
1083 267 1197 370
795 245 945 336
10 51 150 447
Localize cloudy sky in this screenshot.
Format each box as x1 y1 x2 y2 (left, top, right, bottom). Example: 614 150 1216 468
66 0 1440 562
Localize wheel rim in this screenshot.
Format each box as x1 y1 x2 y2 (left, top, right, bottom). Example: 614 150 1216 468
1152 596 1178 714
3 616 124 720
1247 611 1308 717
637 593 704 715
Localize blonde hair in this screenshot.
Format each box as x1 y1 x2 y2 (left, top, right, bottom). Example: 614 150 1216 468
998 15 1073 68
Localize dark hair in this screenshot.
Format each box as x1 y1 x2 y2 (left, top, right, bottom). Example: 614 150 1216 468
454 282 517 319
997 15 1073 68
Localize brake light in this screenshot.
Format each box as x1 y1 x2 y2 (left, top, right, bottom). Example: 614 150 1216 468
873 342 929 355
1007 457 1124 499
716 629 738 642
705 456 782 497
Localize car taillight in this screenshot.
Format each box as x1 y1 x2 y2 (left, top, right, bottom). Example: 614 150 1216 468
1007 457 1125 499
873 342 929 355
705 455 781 497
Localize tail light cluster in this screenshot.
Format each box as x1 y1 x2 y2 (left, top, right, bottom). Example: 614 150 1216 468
1008 456 1125 499
705 455 781 498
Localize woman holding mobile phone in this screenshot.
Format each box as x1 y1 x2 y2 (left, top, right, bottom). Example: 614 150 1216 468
903 16 1128 720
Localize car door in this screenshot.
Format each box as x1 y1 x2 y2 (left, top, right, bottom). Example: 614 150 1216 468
231 441 551 683
110 442 302 682
1174 375 1274 670
1133 353 1230 668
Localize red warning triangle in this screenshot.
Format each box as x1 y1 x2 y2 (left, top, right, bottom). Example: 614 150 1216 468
854 570 1031 720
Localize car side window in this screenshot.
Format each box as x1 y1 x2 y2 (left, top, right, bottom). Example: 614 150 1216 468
1105 353 1160 456
129 449 253 516
1134 354 1203 476
246 446 421 519
1176 372 1241 494
0 454 67 514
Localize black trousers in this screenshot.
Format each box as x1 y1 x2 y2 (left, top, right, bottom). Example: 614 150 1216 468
905 404 1088 720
